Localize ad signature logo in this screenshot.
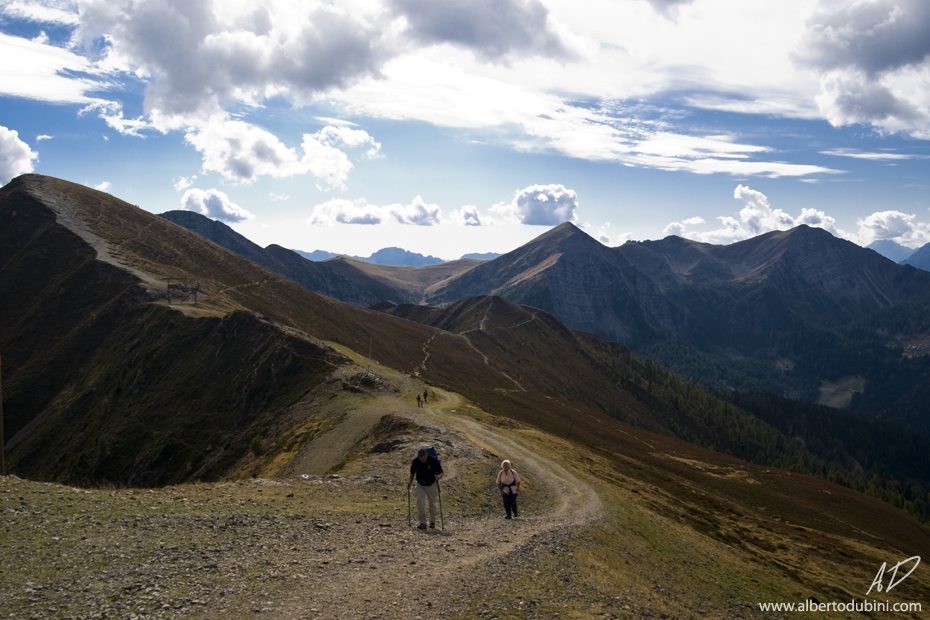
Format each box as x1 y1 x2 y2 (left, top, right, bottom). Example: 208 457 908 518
866 556 920 596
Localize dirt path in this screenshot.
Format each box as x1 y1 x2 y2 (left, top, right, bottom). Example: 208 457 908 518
276 386 604 619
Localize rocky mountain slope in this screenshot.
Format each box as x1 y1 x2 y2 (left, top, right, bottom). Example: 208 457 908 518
163 209 930 433
159 210 412 305
423 223 930 431
0 175 803 485
902 241 930 272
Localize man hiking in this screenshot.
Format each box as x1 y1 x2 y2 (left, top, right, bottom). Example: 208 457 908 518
408 448 444 529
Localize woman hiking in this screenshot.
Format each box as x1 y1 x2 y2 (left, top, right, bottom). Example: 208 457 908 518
496 459 521 519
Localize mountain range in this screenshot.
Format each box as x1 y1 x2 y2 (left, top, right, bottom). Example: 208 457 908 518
4 175 930 615
164 209 930 435
293 246 446 266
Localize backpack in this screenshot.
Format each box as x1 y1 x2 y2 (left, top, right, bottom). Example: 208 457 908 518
424 445 440 463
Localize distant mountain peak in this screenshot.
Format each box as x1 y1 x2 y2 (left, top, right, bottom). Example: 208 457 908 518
868 239 916 263
361 247 443 267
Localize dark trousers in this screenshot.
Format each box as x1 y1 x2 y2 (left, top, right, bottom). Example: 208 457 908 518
502 493 518 517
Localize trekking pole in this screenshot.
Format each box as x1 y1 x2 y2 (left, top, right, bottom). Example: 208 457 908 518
437 480 444 530
407 485 411 527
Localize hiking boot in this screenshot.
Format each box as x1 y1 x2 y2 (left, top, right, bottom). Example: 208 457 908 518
505 515 512 519
429 523 436 529
417 523 427 530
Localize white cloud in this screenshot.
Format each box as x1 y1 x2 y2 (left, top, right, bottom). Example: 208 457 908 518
36 134 53 141
626 132 841 177
334 55 840 178
0 125 38 184
173 175 196 192
269 192 289 202
663 184 841 244
184 117 372 189
1 1 80 25
1 1 851 183
307 198 382 225
662 221 687 237
308 195 442 226
664 187 930 249
490 184 578 225
388 0 578 62
820 148 918 161
77 0 389 119
449 204 489 227
799 0 930 137
313 126 381 159
734 184 796 235
92 181 111 191
595 221 612 244
181 187 255 223
855 211 930 248
0 32 109 103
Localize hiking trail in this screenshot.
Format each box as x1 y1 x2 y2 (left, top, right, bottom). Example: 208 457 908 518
275 385 605 618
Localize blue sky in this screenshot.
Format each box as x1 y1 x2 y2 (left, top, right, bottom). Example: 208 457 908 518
1 0 929 260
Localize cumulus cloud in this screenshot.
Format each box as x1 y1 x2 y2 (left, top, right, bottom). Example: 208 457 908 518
78 0 384 119
0 125 38 184
663 185 840 244
856 210 930 248
491 184 578 225
314 126 381 159
181 187 254 223
733 184 797 235
800 0 930 76
92 181 111 191
449 205 489 227
184 117 374 189
388 0 576 62
308 196 442 226
799 0 930 137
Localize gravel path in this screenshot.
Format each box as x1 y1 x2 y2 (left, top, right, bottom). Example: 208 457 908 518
0 385 606 619
275 391 605 619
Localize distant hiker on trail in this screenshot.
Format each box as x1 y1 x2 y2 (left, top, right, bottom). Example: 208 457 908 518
423 389 428 404
416 394 422 408
408 448 444 529
497 459 521 519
